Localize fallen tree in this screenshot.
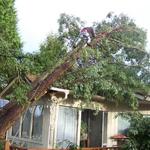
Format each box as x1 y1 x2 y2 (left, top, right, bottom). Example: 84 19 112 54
0 27 125 138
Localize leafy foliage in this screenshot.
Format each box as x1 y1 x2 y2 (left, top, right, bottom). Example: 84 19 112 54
0 0 22 76
58 13 85 49
55 13 150 108
0 0 30 103
22 35 67 75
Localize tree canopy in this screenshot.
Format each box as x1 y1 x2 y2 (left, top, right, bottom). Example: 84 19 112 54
0 0 22 85
0 9 150 108
37 13 150 108
0 0 29 103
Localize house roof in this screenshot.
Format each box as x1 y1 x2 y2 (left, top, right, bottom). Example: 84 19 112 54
135 93 150 102
48 87 150 103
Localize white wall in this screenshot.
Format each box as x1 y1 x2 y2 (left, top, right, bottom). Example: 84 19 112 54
107 112 118 146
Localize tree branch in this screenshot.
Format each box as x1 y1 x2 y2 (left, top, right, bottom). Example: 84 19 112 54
108 37 147 53
0 76 19 98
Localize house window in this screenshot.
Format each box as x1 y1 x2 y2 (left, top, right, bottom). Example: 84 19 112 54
56 106 78 148
143 114 150 118
118 116 130 134
32 105 44 141
11 105 44 140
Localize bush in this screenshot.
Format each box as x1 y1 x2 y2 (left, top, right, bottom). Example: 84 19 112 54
121 112 150 150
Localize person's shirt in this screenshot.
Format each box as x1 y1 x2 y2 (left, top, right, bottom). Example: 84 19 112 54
81 27 95 38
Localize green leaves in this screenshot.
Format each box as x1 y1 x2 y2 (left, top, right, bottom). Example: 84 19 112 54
55 13 149 108
24 35 67 74
58 13 85 48
6 82 31 104
0 0 27 104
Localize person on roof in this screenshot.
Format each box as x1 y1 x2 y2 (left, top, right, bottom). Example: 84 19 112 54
80 27 95 45
73 27 95 48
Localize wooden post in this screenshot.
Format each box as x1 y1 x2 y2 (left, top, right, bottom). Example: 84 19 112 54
4 140 10 150
77 110 81 146
42 105 51 148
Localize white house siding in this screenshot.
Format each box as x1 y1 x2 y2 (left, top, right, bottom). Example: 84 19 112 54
107 112 118 146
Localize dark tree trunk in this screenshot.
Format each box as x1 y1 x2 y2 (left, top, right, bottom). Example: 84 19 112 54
0 104 28 139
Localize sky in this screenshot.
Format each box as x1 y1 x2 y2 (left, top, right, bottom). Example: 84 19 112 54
15 0 150 53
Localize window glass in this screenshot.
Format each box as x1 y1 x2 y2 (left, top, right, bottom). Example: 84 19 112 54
22 108 32 138
118 116 130 134
143 114 150 118
56 106 78 148
32 105 44 141
12 119 20 137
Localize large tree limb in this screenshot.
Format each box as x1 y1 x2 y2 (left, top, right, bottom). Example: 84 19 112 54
0 103 28 138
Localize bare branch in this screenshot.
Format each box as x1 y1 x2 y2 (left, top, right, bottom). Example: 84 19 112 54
0 76 19 98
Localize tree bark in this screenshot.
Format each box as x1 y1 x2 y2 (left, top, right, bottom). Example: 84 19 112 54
0 104 28 139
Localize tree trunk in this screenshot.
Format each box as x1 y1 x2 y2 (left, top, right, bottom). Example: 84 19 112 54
0 104 28 139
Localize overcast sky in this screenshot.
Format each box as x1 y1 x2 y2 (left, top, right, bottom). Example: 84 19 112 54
15 0 150 53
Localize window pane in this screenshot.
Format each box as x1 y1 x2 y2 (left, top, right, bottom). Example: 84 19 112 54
22 108 32 138
118 116 130 134
56 106 78 148
32 105 43 141
12 119 20 137
88 110 103 147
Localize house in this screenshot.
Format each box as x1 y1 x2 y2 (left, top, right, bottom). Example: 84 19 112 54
5 87 150 149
